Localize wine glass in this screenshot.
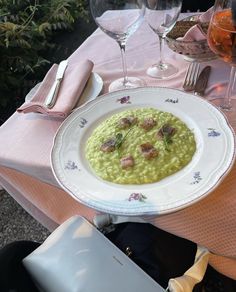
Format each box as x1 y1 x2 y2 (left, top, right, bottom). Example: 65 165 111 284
90 0 146 92
207 0 236 111
144 0 182 79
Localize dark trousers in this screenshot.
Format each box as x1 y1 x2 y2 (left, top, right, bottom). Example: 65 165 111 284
0 240 40 292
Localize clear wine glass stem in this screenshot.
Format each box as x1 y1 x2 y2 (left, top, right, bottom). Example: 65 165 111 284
221 66 236 111
118 41 129 87
158 35 166 69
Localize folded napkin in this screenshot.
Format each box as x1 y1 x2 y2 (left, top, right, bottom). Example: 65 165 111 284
177 7 213 42
199 7 214 23
177 24 207 41
17 59 94 118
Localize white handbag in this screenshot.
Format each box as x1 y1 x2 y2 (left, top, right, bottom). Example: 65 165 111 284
23 215 165 292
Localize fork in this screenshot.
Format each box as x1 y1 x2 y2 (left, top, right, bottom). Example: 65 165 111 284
182 62 200 92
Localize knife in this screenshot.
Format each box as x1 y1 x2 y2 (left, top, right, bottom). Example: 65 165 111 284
194 66 211 96
44 60 68 108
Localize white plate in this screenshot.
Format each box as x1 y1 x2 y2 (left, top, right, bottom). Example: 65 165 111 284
51 87 235 216
25 72 103 105
74 72 103 108
25 82 41 102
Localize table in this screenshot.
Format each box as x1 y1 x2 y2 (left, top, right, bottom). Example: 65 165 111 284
0 19 236 279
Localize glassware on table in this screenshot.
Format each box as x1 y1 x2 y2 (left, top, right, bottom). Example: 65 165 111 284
144 0 182 79
89 0 146 92
207 0 236 111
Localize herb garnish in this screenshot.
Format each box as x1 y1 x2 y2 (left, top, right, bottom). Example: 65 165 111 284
158 125 175 151
114 133 123 149
162 132 173 151
114 128 133 155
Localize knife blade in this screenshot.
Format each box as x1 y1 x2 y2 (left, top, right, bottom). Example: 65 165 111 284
194 66 211 96
44 60 68 108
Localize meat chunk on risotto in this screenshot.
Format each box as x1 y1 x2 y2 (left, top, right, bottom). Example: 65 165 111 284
118 116 137 129
140 118 157 131
100 138 116 152
120 155 135 169
139 143 158 160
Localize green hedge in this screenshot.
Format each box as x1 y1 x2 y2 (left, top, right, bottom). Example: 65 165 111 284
0 0 89 108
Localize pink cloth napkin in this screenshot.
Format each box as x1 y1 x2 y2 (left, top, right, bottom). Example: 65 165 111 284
17 59 94 118
177 24 207 41
177 7 213 41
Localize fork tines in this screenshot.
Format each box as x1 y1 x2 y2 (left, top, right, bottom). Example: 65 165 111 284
183 62 200 92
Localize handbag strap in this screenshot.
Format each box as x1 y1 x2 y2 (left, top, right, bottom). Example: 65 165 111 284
167 246 209 292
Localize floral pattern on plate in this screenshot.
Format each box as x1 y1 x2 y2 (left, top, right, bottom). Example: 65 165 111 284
65 160 79 170
208 128 221 137
128 193 147 202
117 96 131 104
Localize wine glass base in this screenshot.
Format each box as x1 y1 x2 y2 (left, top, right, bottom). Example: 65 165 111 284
219 103 233 112
147 63 178 79
108 77 146 92
209 98 234 112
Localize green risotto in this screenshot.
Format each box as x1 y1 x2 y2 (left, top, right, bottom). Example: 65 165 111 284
85 108 196 184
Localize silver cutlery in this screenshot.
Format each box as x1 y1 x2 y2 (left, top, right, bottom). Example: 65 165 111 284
44 60 68 108
194 66 211 96
183 62 200 92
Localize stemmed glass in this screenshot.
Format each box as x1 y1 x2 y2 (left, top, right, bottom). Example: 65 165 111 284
207 0 236 111
144 0 182 79
90 0 146 92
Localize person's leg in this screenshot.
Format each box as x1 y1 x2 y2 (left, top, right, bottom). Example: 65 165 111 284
106 222 197 288
198 265 236 292
0 240 40 292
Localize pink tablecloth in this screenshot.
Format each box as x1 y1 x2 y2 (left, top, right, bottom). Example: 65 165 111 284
0 19 236 279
